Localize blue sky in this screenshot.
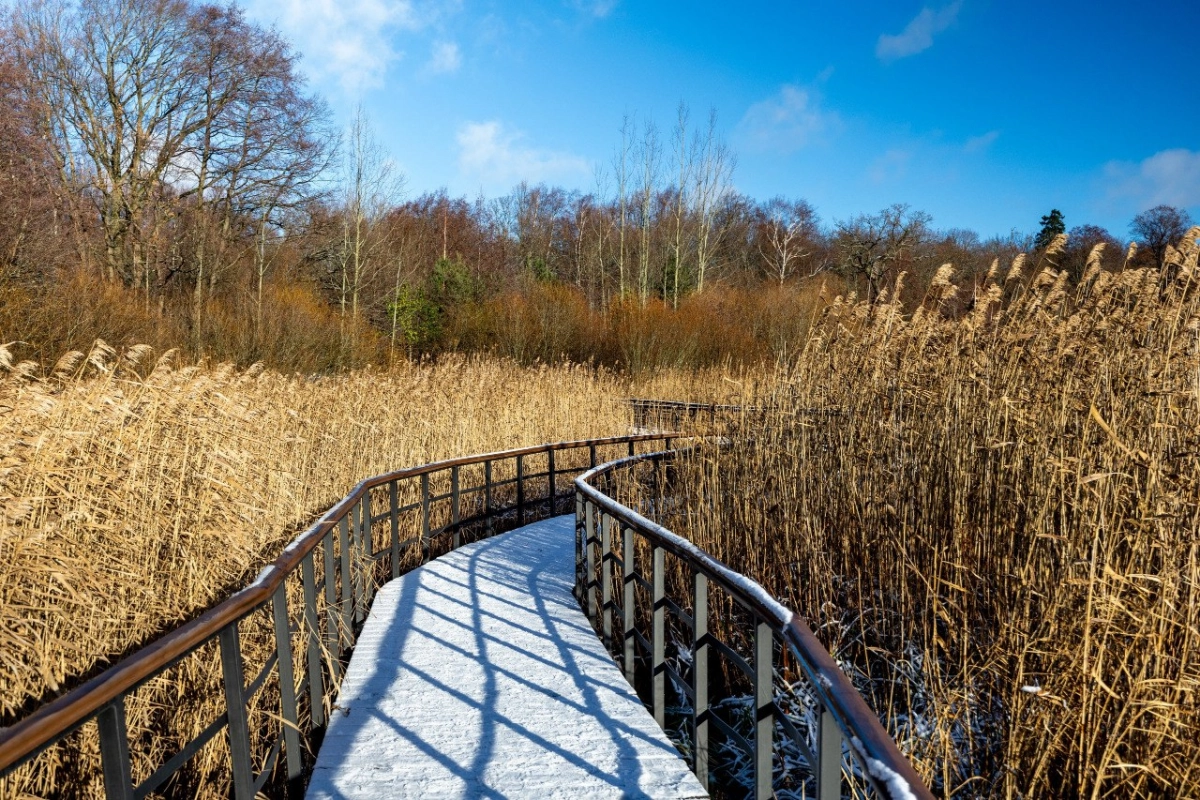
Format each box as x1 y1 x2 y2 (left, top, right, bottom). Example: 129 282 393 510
242 0 1200 239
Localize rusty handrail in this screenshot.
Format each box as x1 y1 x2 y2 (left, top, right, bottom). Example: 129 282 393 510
0 432 675 796
575 447 933 800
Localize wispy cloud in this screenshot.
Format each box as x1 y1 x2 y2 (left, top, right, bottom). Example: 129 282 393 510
244 0 424 91
876 1 962 62
425 40 461 75
1104 148 1200 210
868 148 913 184
457 121 590 187
737 84 841 153
569 0 618 18
963 130 999 153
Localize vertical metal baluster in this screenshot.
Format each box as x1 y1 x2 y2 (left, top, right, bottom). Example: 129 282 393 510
420 473 431 561
96 698 134 800
389 480 400 579
628 438 636 457
364 490 374 599
451 465 461 549
601 514 613 647
652 544 665 727
589 443 597 469
356 496 369 621
323 530 341 679
692 571 709 789
516 454 525 526
622 525 635 684
349 501 363 623
272 584 303 785
584 500 598 622
485 460 494 535
816 704 842 800
302 551 325 728
574 491 584 604
339 516 353 644
547 448 556 507
754 619 774 800
219 622 254 800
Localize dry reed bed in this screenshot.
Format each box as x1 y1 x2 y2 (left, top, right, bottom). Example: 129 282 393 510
656 233 1200 798
0 350 630 796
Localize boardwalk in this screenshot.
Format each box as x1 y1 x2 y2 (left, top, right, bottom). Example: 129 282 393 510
306 516 708 799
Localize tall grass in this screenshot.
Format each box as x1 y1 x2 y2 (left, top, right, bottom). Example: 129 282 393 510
0 350 630 796
656 232 1200 797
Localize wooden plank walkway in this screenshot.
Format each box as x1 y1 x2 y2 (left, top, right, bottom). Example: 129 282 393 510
306 515 708 799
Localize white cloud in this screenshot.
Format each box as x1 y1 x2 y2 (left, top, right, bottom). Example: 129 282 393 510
876 1 962 62
737 84 841 153
963 130 999 153
1104 148 1200 210
425 40 461 75
243 0 421 92
457 121 590 187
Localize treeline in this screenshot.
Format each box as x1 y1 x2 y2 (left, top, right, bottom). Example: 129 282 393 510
1 0 1195 373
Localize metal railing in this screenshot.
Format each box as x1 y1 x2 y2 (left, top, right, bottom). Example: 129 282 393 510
0 433 674 798
574 447 933 800
630 398 754 430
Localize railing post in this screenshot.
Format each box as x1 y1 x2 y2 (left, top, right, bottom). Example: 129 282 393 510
589 443 597 468
692 571 709 789
516 454 526 526
754 619 774 800
420 473 431 560
584 500 598 622
574 491 584 604
356 495 370 620
219 622 255 800
389 480 400 579
272 584 303 787
628 438 636 457
451 465 461 549
96 698 134 800
652 544 665 727
301 551 325 728
338 516 353 644
622 525 635 685
323 531 341 679
816 705 842 800
547 448 556 506
601 514 613 648
484 460 494 535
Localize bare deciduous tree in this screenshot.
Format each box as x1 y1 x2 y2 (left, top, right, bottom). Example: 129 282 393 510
1130 205 1194 269
635 120 660 305
836 203 931 302
9 0 330 300
758 196 819 285
691 110 734 293
338 105 404 349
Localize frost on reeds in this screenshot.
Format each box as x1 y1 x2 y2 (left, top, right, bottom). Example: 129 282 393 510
0 354 629 796
660 235 1200 798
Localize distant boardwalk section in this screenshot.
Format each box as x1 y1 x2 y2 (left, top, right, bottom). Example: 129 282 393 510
306 516 707 799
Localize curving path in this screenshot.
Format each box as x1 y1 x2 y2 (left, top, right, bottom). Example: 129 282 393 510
306 515 708 799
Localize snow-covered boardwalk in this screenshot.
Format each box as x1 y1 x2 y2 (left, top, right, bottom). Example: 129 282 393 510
306 516 708 799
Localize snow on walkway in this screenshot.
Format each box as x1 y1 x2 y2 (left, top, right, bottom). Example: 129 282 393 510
306 515 708 799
